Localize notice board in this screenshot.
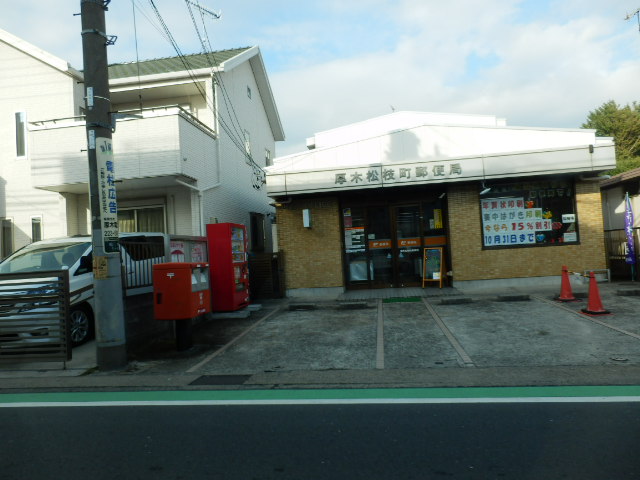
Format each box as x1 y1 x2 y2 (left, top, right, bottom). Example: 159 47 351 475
422 247 445 288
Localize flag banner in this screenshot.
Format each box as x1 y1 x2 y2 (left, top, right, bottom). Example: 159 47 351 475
625 192 636 265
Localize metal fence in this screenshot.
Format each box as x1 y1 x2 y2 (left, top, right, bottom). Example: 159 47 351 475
120 238 166 290
0 270 71 364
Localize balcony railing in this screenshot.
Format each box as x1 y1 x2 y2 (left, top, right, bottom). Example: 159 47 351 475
29 106 218 192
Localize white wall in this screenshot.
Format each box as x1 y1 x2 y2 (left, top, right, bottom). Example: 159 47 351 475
0 38 81 253
601 186 640 231
203 61 276 251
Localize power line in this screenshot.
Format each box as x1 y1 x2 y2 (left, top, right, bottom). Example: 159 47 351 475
626 8 640 32
183 0 266 185
143 0 265 187
185 1 249 153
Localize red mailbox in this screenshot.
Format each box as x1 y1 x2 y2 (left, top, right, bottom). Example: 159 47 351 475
153 262 211 320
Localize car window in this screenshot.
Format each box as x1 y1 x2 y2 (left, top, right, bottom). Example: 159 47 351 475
0 242 91 274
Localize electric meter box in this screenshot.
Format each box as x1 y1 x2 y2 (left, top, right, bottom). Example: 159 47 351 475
153 262 211 320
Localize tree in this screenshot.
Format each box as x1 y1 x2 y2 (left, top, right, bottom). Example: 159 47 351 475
582 100 640 175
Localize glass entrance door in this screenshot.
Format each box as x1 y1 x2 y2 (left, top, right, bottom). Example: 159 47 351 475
394 205 423 287
367 206 393 287
342 201 446 289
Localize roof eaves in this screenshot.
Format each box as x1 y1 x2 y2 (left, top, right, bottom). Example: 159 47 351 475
600 166 640 188
0 27 82 79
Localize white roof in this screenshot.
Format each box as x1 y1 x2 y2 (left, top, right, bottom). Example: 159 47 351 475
266 111 616 196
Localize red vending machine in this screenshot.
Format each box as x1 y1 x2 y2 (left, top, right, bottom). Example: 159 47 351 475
206 223 250 311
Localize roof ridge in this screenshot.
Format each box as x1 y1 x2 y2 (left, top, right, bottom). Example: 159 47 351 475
108 47 252 67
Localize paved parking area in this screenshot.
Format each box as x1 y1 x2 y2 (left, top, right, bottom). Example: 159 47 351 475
153 282 640 378
3 281 640 389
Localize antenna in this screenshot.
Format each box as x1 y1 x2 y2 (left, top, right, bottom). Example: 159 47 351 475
625 8 640 32
185 0 221 19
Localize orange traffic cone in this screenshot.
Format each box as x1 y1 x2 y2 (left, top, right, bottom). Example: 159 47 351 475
556 265 577 302
581 271 611 316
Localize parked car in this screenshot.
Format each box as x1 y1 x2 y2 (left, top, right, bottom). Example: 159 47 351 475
0 233 168 347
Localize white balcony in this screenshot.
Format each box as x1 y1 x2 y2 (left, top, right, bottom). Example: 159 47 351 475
29 107 218 194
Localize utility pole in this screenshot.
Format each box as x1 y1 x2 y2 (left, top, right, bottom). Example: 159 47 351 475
80 0 127 370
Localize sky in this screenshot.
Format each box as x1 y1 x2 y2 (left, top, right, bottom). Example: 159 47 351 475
1 0 639 157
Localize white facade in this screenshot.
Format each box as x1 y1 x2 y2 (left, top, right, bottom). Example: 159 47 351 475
267 111 615 197
0 28 283 257
0 29 84 254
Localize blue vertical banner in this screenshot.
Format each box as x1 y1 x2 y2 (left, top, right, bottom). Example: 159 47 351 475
625 192 636 265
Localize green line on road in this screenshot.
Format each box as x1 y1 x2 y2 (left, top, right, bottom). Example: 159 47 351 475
2 385 640 405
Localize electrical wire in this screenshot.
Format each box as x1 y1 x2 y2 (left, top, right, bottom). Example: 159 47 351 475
145 0 265 187
131 0 144 112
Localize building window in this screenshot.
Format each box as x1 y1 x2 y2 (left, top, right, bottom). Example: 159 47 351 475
31 217 42 242
1 219 13 258
250 212 265 252
265 148 272 167
480 179 578 249
244 130 251 156
247 86 252 99
118 206 166 233
15 112 26 157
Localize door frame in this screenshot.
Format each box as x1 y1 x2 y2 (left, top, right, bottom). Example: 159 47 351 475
340 193 448 290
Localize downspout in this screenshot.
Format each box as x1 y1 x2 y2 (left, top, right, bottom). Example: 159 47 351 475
175 179 221 236
213 77 222 188
174 76 223 236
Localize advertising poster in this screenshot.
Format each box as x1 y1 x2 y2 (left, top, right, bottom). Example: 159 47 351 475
96 137 119 253
481 197 552 247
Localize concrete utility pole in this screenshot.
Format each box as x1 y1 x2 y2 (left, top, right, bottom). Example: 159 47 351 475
80 0 127 370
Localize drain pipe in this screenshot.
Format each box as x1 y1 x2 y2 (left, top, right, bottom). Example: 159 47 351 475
175 179 221 236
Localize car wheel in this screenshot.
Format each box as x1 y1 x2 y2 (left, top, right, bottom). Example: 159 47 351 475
68 306 94 347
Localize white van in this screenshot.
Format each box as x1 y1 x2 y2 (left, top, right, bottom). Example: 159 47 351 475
0 233 180 347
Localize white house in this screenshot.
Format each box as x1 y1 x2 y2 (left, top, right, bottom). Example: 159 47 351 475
0 27 284 258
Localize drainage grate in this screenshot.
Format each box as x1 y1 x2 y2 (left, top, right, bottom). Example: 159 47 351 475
383 297 421 303
189 375 251 386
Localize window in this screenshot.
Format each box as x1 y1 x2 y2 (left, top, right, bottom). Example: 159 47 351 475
265 148 272 167
1 219 14 258
31 217 42 242
244 130 251 156
118 206 166 233
480 179 578 249
247 86 252 99
15 112 26 157
250 212 265 252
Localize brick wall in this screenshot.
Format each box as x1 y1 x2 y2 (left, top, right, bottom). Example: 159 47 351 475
277 197 344 289
448 180 606 281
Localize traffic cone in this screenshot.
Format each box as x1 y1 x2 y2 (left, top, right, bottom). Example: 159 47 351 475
581 271 611 316
556 265 577 302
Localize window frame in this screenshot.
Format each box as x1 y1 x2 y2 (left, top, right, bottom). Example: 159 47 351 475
117 205 166 233
15 111 27 158
31 216 43 243
1 218 14 258
480 178 579 250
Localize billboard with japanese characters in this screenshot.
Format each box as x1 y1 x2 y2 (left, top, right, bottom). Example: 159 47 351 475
481 180 578 248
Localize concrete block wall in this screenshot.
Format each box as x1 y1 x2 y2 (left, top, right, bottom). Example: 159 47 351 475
277 197 344 289
448 180 607 282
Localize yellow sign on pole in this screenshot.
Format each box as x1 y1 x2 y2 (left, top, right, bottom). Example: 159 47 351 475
93 256 108 280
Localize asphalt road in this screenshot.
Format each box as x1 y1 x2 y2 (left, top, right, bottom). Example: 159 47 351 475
3 397 640 479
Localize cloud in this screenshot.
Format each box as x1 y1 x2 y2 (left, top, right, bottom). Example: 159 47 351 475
271 0 640 156
1 0 638 158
